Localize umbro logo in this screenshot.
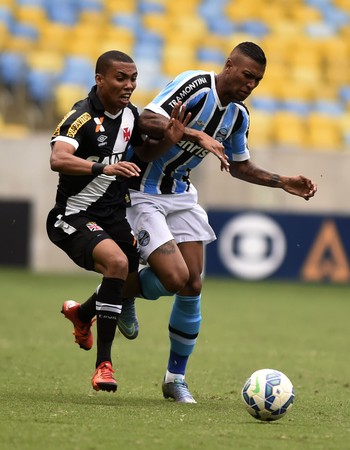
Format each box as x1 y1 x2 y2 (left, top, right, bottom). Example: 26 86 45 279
97 135 107 143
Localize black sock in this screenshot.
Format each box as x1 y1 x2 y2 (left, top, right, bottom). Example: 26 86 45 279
78 293 97 322
96 277 124 367
96 337 113 367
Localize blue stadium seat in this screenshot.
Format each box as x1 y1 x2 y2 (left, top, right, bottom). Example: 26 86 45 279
206 15 236 35
197 47 225 65
133 28 164 59
133 39 163 61
132 27 165 88
250 96 279 113
281 99 310 116
138 0 165 14
59 56 95 91
26 69 57 102
46 1 79 25
317 3 349 28
0 5 13 28
76 0 103 12
136 58 165 91
312 99 344 115
17 0 46 5
339 86 350 103
111 12 140 31
0 51 27 86
240 20 269 37
10 21 38 40
305 0 331 7
199 0 236 35
198 0 227 21
305 22 337 37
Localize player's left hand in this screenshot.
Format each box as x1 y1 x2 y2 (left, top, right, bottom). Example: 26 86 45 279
284 176 317 200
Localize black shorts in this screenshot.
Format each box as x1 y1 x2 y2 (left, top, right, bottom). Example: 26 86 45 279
46 209 139 272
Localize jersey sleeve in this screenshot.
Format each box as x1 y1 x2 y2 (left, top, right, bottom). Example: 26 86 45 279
51 107 92 149
224 104 251 162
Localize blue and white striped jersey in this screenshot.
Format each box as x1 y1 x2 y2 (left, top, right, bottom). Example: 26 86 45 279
128 70 251 194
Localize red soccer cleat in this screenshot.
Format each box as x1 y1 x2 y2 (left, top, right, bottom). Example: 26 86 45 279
91 362 118 392
61 300 95 351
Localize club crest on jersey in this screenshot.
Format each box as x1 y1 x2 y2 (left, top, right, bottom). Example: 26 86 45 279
137 229 150 247
86 222 103 232
216 128 228 143
94 117 105 132
123 127 131 142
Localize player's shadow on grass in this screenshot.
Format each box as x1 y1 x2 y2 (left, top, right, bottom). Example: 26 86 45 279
16 390 188 408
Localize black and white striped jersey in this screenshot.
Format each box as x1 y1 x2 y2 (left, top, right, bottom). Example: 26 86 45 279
50 86 143 223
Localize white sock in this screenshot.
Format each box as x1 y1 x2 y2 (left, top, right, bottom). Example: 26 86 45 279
165 370 185 383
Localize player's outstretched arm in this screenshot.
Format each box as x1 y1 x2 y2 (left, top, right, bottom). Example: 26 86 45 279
229 160 317 201
138 106 229 169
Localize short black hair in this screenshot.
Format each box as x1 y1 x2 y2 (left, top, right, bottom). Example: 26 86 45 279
95 50 134 74
234 42 266 66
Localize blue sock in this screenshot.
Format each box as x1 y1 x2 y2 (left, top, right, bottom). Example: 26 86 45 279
167 351 189 376
167 294 201 375
138 267 173 300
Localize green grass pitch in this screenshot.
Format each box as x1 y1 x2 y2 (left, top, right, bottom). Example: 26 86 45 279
1 268 349 450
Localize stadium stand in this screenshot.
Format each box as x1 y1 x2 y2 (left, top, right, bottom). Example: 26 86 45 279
0 0 349 151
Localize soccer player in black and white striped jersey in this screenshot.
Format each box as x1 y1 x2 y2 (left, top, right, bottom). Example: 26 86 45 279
46 50 192 393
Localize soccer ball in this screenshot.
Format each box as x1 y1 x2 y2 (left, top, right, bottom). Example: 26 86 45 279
241 368 294 421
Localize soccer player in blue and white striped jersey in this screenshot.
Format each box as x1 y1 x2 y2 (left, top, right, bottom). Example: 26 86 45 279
126 42 317 403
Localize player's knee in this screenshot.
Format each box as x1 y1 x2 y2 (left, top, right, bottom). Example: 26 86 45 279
103 253 129 278
191 279 202 296
162 270 189 293
184 275 202 296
